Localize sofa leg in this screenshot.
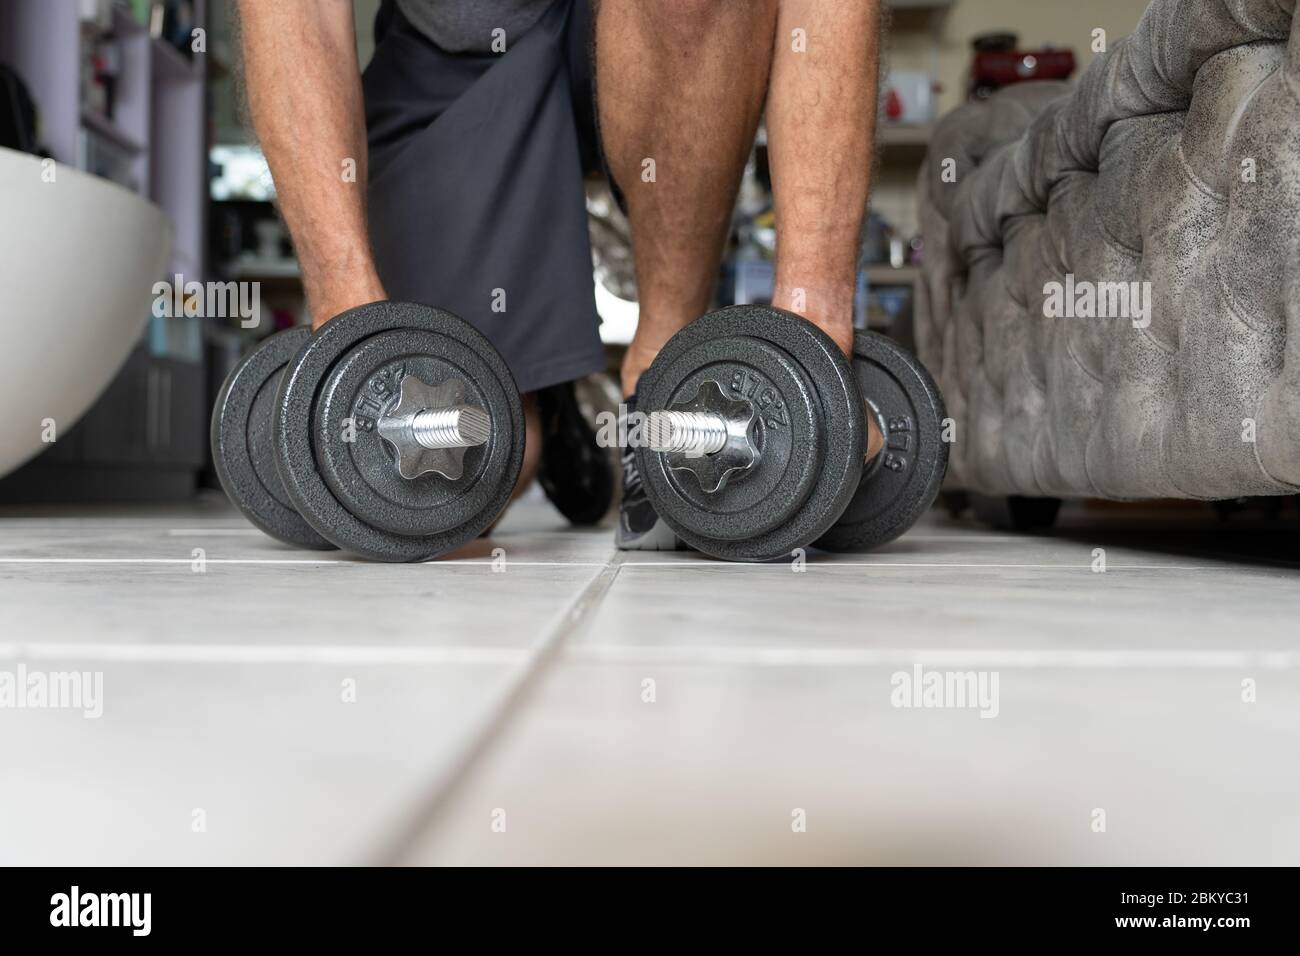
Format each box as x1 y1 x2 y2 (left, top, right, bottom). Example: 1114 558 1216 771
970 494 1062 532
940 490 970 518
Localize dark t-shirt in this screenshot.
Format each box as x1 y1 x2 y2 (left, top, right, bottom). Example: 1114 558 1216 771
393 0 554 53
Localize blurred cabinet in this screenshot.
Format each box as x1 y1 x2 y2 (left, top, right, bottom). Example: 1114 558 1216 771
79 351 207 468
0 349 206 501
0 0 209 501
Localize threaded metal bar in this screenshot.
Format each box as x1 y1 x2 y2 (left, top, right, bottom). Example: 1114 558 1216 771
646 410 729 456
409 405 491 449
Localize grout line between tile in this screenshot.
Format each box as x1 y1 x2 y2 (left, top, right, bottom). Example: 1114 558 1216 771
2 641 1290 671
0 558 345 565
0 643 528 665
611 562 1222 570
562 645 1300 670
367 556 623 866
0 557 1233 570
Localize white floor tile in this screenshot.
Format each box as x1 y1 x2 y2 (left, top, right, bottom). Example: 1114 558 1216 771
400 663 1300 865
0 562 601 652
2 493 1296 865
0 659 520 865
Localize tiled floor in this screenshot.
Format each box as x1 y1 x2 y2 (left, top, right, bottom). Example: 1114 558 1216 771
1 490 1297 865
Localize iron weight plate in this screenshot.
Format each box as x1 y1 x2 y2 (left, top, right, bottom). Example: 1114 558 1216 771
313 329 512 537
815 331 948 553
274 302 524 562
210 327 335 550
636 305 867 562
639 336 822 541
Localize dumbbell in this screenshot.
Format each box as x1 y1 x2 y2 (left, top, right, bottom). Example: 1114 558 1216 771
633 304 948 561
211 301 524 561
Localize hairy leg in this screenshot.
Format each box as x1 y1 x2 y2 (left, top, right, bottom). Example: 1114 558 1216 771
596 0 778 397
767 0 883 455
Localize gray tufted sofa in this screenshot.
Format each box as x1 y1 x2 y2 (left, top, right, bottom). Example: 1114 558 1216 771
914 0 1300 507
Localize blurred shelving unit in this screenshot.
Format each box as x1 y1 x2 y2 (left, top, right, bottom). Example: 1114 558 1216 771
205 3 317 359
877 0 951 171
0 0 210 500
863 0 953 339
880 123 936 149
864 264 923 285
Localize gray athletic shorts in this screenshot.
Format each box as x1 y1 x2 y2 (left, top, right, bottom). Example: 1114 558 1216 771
362 0 605 394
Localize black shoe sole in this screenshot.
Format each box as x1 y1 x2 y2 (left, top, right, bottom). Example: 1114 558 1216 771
537 380 616 526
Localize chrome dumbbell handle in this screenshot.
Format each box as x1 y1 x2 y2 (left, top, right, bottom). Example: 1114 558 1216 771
400 405 491 450
377 375 490 481
645 410 729 456
643 380 759 493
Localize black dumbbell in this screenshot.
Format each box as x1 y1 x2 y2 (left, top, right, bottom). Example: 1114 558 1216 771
816 329 948 553
211 325 331 550
632 305 947 561
211 301 525 561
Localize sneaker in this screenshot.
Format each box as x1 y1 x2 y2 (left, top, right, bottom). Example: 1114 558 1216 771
615 394 684 551
537 379 616 526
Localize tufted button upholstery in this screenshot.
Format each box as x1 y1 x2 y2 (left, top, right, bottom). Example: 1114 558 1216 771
915 0 1300 500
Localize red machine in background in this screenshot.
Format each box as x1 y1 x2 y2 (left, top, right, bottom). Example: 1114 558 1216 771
969 32 1076 100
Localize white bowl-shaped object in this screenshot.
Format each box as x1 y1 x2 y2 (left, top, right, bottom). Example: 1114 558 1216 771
0 147 171 477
